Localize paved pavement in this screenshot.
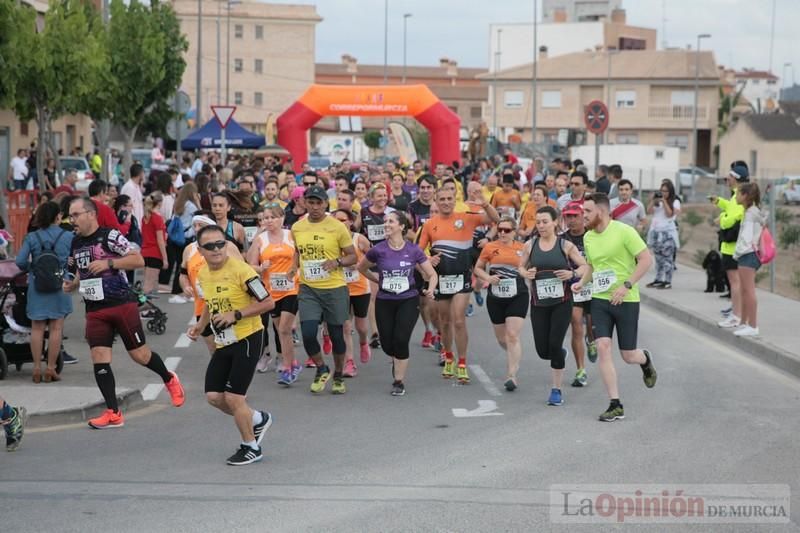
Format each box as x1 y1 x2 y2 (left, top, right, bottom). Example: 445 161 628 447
1 287 799 531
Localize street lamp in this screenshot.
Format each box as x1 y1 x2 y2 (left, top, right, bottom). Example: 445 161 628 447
605 47 619 144
402 13 412 84
492 28 502 142
531 0 537 148
226 0 242 106
196 0 202 124
382 0 388 156
691 33 711 188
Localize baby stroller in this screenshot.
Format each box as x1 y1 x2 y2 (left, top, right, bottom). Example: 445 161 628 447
132 284 168 335
0 260 64 380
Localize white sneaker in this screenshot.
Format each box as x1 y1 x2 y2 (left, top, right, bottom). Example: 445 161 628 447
733 325 760 337
168 295 188 304
256 352 272 373
717 315 741 328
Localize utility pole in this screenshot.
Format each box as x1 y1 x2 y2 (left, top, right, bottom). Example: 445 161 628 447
226 1 231 105
692 34 711 188
402 13 412 84
382 0 388 157
196 0 202 125
492 28 502 143
216 0 221 104
531 1 537 150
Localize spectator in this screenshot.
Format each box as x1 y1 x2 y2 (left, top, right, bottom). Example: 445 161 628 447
88 179 123 231
42 158 58 190
646 179 681 289
9 149 29 191
53 169 78 196
154 171 175 221
141 191 168 298
608 164 623 199
121 163 145 222
732 183 765 337
167 182 201 302
595 164 610 194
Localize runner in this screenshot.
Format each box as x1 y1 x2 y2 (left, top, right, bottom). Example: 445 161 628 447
63 198 185 429
466 181 489 314
332 209 372 377
179 212 244 354
360 183 395 349
290 186 358 394
187 225 275 465
609 179 646 230
247 205 302 385
211 193 246 251
358 211 437 396
1 395 26 451
519 206 589 405
490 172 521 219
571 193 658 421
418 186 500 382
231 172 262 248
408 175 438 348
474 216 529 391
557 171 588 210
559 201 596 386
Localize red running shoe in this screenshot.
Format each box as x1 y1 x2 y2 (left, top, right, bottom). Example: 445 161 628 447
88 409 125 429
165 372 186 407
421 331 433 348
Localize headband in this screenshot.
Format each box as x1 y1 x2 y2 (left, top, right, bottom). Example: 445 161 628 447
192 215 216 227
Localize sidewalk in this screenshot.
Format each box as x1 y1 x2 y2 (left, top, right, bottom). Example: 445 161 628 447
640 263 800 379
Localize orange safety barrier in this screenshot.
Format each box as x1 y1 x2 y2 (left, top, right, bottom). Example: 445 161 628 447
4 191 39 254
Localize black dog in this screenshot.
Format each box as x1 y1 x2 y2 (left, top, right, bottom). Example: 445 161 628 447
702 250 727 293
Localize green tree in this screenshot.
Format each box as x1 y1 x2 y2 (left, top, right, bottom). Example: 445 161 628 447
363 131 382 150
409 124 430 159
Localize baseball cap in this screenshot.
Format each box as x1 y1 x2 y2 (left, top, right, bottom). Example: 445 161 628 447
729 165 749 182
304 185 328 201
290 186 306 200
562 201 583 216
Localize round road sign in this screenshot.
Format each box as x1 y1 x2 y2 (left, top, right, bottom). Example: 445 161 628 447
584 100 609 135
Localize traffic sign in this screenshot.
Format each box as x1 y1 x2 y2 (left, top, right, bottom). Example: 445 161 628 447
171 91 191 115
584 100 609 135
166 118 190 140
211 105 236 128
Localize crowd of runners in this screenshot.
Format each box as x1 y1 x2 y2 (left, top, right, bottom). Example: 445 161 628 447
4 153 668 465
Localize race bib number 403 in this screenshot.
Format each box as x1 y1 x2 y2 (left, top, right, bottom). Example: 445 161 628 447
79 278 104 301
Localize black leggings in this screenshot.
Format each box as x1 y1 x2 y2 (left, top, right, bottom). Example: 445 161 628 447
530 300 572 370
159 241 186 293
375 296 419 360
301 321 345 356
260 313 282 354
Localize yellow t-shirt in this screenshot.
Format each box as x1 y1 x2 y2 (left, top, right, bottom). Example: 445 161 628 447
198 258 265 347
291 215 353 289
482 186 498 203
328 197 362 214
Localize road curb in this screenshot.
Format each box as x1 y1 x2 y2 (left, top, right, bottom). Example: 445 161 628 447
642 293 800 379
27 389 146 428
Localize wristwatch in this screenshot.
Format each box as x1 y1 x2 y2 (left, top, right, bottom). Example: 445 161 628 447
336 258 342 267
108 259 114 270
234 310 243 322
623 280 633 290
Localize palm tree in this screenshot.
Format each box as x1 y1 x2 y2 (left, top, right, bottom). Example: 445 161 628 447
717 85 746 138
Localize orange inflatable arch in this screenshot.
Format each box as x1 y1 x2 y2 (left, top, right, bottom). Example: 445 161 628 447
276 84 461 172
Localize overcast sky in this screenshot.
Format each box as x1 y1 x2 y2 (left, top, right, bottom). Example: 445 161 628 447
271 0 798 85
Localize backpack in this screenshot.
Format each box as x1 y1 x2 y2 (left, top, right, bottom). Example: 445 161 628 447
127 215 142 246
167 215 185 246
755 227 776 265
31 229 67 293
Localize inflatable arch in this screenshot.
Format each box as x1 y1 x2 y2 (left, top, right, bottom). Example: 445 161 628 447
276 84 461 172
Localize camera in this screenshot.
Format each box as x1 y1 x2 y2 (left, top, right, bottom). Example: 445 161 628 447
654 192 663 199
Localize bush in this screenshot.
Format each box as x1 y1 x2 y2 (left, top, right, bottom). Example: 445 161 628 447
683 209 704 227
775 207 793 225
779 224 800 250
363 131 382 150
792 269 800 294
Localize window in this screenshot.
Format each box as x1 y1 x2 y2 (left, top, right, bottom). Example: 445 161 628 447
254 92 263 107
767 80 777 85
752 79 761 85
255 25 263 39
448 105 458 114
470 106 482 119
541 90 561 108
234 59 242 73
664 133 689 151
616 133 638 144
234 24 243 39
615 90 636 108
254 59 263 74
670 91 694 106
504 90 524 108
234 92 242 105
20 121 28 136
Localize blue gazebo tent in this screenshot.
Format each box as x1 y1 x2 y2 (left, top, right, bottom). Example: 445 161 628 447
181 118 265 150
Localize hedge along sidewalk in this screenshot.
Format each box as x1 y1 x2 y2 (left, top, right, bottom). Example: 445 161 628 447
640 263 800 379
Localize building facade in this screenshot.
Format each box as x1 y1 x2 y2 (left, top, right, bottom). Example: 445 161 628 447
719 114 800 179
479 49 720 168
172 0 321 134
542 0 623 22
731 69 780 113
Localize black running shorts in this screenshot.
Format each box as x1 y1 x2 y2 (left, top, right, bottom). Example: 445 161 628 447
204 330 263 395
590 299 639 351
349 293 370 319
269 295 298 319
486 292 529 325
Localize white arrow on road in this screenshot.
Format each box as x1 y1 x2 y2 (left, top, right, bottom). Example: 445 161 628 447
452 400 504 418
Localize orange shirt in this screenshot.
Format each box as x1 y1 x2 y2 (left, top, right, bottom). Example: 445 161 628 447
418 212 484 275
256 229 299 301
490 188 521 208
519 203 539 232
186 243 207 317
478 240 528 296
345 233 370 297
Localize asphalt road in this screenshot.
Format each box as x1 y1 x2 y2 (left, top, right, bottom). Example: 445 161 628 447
1 297 799 533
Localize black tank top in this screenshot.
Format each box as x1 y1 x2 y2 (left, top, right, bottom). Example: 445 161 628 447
529 236 570 307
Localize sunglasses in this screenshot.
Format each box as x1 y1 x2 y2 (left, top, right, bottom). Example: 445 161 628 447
303 181 316 186
497 227 514 233
200 240 226 251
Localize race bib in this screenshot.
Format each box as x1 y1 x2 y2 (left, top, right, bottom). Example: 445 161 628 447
382 275 410 294
302 260 330 281
79 278 104 301
439 274 464 295
491 278 517 298
244 226 259 244
269 273 295 292
536 277 565 300
344 267 360 283
572 282 593 303
367 224 386 242
212 323 238 347
592 269 618 294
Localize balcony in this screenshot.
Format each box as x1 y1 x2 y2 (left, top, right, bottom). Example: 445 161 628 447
648 104 708 120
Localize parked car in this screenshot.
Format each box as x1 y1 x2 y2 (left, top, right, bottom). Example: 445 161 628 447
777 177 800 204
59 156 93 191
678 166 716 188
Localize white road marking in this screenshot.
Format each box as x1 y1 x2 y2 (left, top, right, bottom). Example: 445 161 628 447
174 334 192 348
452 400 503 418
141 357 182 401
468 364 502 397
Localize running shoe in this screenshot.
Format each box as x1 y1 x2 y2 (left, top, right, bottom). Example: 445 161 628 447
290 360 303 381
4 406 27 452
720 307 733 317
504 378 517 392
310 366 331 394
164 372 186 407
226 444 262 466
359 342 372 364
304 357 317 368
456 361 470 383
586 339 598 363
571 368 587 387
88 409 125 429
599 403 625 422
277 368 292 386
733 325 760 337
438 351 447 367
474 291 484 307
717 315 741 328
369 333 381 349
322 334 332 355
645 281 664 288
421 330 433 348
547 388 564 406
331 376 346 395
292 330 300 344
465 304 474 317
168 294 188 304
442 354 455 378
432 335 442 352
641 350 657 388
657 283 672 289
253 411 272 446
256 351 272 373
391 381 406 396
343 359 358 378
62 352 78 365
